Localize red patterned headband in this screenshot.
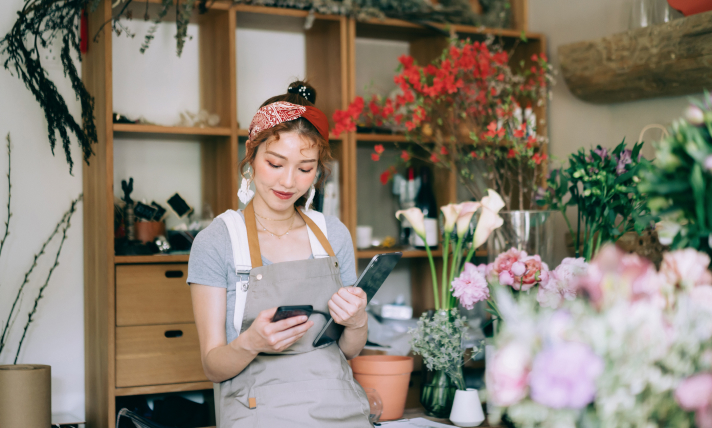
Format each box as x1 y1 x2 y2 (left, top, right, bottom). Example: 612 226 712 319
248 101 329 143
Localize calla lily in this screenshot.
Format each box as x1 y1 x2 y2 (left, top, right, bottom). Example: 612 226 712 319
396 207 426 238
455 202 481 239
472 189 505 249
441 204 462 233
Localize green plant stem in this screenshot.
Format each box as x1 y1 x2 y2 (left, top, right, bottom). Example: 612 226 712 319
441 231 450 310
424 240 440 310
593 229 603 259
448 236 464 296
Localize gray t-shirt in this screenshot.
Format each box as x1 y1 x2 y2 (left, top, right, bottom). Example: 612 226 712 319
187 212 357 343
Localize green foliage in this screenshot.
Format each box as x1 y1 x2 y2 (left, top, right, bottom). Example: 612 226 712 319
638 94 712 257
537 140 651 260
409 308 473 390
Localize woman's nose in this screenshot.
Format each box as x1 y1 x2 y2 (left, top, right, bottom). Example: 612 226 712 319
280 168 296 188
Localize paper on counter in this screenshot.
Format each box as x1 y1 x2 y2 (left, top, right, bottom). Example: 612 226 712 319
377 417 454 428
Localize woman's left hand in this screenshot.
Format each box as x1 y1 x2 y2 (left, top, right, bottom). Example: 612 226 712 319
328 287 367 329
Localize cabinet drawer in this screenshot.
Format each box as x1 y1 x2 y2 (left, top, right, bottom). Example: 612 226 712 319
116 323 207 387
116 264 193 326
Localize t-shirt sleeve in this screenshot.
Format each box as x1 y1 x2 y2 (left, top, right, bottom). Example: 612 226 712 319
187 218 229 288
325 215 358 287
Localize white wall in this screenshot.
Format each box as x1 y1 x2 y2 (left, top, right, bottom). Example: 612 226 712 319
529 0 696 263
0 0 85 417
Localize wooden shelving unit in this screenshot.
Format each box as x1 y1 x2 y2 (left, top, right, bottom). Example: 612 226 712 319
82 2 545 426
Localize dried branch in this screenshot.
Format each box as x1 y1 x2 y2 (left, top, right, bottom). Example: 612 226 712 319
14 194 82 363
0 134 12 263
0 196 76 356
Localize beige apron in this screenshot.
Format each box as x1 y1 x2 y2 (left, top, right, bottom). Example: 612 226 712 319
217 201 371 428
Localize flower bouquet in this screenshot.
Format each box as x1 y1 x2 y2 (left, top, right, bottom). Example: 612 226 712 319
395 190 504 416
537 140 650 260
333 38 553 210
640 94 712 258
486 244 712 428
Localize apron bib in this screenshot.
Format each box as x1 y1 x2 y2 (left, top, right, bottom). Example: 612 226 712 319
215 201 371 428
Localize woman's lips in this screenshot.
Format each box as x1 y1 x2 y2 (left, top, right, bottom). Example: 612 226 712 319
272 190 294 200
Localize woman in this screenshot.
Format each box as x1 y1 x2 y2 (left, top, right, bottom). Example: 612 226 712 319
187 81 371 428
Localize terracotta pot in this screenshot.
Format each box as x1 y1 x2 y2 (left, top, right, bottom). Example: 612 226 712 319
351 355 413 421
134 221 165 244
667 0 712 15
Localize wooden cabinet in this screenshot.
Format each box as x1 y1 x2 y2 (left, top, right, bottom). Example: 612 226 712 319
82 1 544 426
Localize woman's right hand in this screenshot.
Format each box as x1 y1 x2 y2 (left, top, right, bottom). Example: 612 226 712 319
239 307 314 354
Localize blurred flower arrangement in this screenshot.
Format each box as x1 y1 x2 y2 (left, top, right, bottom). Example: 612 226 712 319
640 94 712 258
486 244 712 428
537 140 651 261
332 38 553 210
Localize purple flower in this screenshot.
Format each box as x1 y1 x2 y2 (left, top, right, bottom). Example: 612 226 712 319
451 262 490 310
587 146 609 163
616 149 632 175
705 155 712 172
529 342 603 409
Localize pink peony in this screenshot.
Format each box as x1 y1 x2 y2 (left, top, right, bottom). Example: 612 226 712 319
519 255 549 291
697 405 712 428
537 258 587 309
689 285 712 308
486 342 531 406
675 373 712 411
451 262 490 310
493 248 527 275
660 249 712 290
576 245 663 310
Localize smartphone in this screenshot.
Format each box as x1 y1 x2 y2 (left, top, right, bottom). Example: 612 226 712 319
312 252 402 347
272 305 313 323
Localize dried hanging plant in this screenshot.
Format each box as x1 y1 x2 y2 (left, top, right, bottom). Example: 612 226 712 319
0 0 209 174
232 0 512 28
0 134 82 363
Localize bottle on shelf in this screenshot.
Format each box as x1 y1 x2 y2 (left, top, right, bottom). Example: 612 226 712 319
413 166 439 250
397 167 417 246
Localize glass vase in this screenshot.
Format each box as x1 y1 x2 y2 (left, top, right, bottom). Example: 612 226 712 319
487 210 556 266
420 368 459 418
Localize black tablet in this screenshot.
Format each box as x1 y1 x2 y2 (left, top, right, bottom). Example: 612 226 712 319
312 252 402 347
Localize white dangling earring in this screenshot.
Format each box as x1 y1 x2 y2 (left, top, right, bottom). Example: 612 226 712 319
304 184 316 212
238 167 255 205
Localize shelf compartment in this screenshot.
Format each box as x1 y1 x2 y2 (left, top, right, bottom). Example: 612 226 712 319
115 255 190 264
114 381 214 397
113 123 232 136
357 247 486 259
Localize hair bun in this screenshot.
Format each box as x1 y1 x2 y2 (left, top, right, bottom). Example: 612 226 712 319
287 81 317 104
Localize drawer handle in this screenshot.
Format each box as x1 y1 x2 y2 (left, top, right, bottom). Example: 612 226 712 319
164 330 183 338
165 270 184 278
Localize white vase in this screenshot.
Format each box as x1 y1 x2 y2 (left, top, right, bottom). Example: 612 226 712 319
449 389 485 427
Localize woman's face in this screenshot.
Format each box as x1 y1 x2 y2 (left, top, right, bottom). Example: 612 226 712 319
252 131 319 212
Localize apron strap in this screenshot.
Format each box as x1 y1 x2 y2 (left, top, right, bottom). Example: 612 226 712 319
243 201 264 268
297 209 336 258
245 201 336 263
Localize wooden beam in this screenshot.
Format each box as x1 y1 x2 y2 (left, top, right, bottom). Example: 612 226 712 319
559 11 712 104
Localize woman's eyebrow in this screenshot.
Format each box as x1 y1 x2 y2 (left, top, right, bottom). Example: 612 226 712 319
265 150 316 163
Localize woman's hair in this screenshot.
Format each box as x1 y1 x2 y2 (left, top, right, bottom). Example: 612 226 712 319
239 80 333 207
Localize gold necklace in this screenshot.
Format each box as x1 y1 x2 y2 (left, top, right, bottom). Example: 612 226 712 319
255 210 296 222
255 214 296 238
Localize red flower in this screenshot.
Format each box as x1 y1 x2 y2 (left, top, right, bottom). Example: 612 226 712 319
371 153 380 161
497 73 505 81
399 54 414 68
374 144 385 154
513 129 525 138
429 153 439 163
380 170 391 185
527 135 537 148
507 149 517 158
531 54 539 62
405 121 416 131
470 151 477 159
440 146 449 155
401 151 411 161
532 153 547 165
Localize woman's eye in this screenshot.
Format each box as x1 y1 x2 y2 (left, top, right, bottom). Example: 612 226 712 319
268 162 281 169
300 169 313 174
